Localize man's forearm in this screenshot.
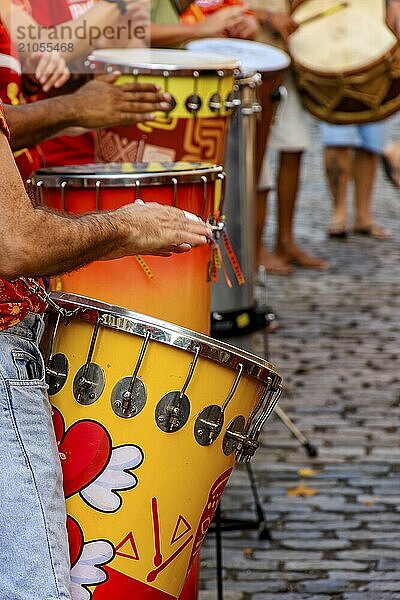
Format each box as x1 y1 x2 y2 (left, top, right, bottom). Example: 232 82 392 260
4 95 79 151
0 134 129 278
150 23 202 47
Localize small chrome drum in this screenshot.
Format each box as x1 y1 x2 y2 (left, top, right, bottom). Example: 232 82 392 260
187 38 291 178
88 48 239 165
187 39 290 331
28 162 225 334
43 293 283 599
290 0 400 124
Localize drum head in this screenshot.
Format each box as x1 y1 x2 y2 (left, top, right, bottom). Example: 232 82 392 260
89 48 239 74
290 0 396 73
30 162 224 187
187 39 290 76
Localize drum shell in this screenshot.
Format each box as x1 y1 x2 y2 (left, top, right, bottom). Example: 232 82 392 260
28 164 224 334
186 39 290 177
212 76 258 314
45 294 281 599
90 55 236 165
290 0 400 124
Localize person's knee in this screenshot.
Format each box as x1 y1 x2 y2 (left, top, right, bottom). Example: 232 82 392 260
325 148 350 180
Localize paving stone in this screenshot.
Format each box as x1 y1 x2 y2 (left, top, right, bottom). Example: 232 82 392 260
199 592 244 600
252 595 327 600
343 594 400 600
297 577 350 594
280 539 350 550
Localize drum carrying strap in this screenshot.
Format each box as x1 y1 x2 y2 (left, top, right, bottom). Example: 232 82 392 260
173 0 195 14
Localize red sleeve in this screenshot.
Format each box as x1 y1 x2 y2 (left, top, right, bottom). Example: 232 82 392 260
0 102 10 141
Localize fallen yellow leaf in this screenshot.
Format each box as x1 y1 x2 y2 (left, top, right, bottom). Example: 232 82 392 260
287 481 319 498
243 547 255 559
298 468 321 478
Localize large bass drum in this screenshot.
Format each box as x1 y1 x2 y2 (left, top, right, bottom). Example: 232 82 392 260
43 293 283 599
290 0 400 124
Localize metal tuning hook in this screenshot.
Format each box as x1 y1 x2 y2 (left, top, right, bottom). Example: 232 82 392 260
73 317 105 405
111 331 151 419
155 346 201 433
194 364 244 447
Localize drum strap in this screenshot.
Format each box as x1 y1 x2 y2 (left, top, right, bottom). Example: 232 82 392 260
173 0 195 14
211 232 245 288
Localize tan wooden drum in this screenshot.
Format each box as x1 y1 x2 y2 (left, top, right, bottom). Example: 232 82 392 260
290 0 400 124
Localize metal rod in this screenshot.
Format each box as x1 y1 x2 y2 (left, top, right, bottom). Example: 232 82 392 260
215 504 224 600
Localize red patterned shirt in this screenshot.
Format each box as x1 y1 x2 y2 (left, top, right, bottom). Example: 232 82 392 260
0 102 47 331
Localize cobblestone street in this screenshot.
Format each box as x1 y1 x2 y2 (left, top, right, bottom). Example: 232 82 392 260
199 116 400 599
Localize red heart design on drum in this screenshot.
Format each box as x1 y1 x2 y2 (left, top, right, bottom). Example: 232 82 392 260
52 407 112 498
67 516 84 568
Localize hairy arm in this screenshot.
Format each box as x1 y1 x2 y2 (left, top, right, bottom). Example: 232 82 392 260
0 131 126 278
0 132 211 279
5 74 171 151
4 96 77 150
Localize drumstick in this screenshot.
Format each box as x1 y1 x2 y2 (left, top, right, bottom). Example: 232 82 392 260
296 2 349 27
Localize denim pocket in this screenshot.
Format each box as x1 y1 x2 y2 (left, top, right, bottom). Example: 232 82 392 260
11 346 47 386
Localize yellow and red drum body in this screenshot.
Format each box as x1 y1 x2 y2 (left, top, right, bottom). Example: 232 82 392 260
89 49 239 165
44 293 283 599
28 162 225 334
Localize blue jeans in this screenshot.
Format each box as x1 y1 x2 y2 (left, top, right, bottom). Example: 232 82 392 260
0 314 71 600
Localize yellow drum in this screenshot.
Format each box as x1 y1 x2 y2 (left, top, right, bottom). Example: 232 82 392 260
88 49 239 164
44 293 282 599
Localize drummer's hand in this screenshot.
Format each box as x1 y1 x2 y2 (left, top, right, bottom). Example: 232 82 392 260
104 200 213 259
386 0 400 38
262 12 298 43
72 73 171 128
227 14 259 40
197 6 247 38
24 52 71 92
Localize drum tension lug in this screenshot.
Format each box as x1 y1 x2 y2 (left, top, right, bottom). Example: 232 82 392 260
73 363 105 406
155 391 191 433
46 354 69 396
194 405 224 446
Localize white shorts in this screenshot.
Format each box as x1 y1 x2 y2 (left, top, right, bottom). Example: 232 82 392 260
259 72 310 190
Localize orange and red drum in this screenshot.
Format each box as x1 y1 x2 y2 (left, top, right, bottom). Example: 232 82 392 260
88 49 239 165
28 162 225 334
44 293 283 599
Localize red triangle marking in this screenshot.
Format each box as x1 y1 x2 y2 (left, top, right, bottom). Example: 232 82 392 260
115 532 140 561
170 515 192 545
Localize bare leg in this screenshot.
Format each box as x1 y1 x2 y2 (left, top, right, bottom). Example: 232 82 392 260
273 151 329 269
352 148 390 238
324 146 351 235
257 188 293 274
